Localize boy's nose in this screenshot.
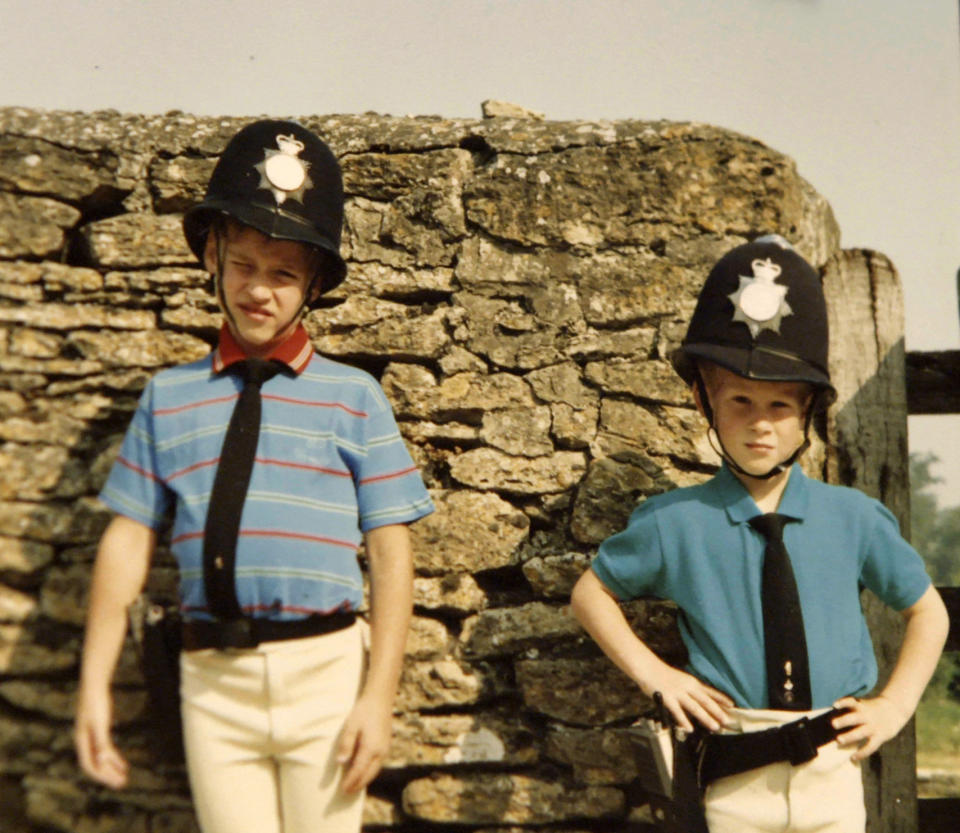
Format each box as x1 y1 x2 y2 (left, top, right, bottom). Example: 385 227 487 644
246 276 272 299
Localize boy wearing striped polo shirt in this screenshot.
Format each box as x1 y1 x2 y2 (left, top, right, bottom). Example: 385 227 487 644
75 120 433 833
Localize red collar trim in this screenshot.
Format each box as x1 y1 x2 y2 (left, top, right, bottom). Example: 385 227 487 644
212 324 313 375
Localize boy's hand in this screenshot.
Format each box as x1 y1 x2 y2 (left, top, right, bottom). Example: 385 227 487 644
75 689 129 789
336 694 393 794
831 695 910 761
644 663 734 734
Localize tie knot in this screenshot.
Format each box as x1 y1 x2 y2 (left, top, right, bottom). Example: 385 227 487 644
236 358 282 388
749 513 792 541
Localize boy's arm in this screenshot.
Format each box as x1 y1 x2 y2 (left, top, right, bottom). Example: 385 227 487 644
75 515 155 789
337 522 413 794
833 583 949 761
571 568 732 732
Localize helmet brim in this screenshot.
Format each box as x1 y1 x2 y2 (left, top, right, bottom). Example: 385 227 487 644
183 199 347 300
673 343 836 404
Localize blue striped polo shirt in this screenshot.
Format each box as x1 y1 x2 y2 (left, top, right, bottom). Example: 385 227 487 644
100 325 434 622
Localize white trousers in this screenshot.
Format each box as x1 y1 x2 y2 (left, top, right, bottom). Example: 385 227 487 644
180 622 366 833
704 707 865 833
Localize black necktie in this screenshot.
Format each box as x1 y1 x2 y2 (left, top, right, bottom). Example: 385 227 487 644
203 358 282 620
748 513 812 711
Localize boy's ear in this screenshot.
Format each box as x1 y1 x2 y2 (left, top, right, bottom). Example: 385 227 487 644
306 276 323 306
202 231 220 274
692 380 707 418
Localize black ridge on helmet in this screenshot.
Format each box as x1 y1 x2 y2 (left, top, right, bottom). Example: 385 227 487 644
183 119 347 307
671 234 835 479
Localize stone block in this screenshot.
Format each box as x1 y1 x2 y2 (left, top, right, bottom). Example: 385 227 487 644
388 712 538 768
0 193 80 258
402 773 624 824
460 602 581 658
413 574 488 612
381 365 535 422
410 490 529 575
522 553 592 599
515 656 647 725
80 214 194 267
306 296 450 359
66 329 210 367
449 448 586 495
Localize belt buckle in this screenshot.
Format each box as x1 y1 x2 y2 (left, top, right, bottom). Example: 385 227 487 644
783 717 818 766
219 618 258 649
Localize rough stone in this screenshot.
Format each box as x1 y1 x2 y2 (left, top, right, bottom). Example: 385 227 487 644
545 725 643 785
0 623 79 674
0 135 123 202
306 296 450 360
382 365 536 422
525 362 598 409
0 193 80 258
570 457 661 544
396 659 506 711
388 712 538 767
0 303 155 332
0 584 36 622
460 602 581 658
66 329 211 367
406 616 451 660
480 406 553 456
410 490 529 575
0 536 55 575
522 553 592 599
449 448 586 495
413 574 488 612
0 261 104 293
402 773 624 824
482 100 546 120
80 214 194 267
584 358 691 405
515 656 649 725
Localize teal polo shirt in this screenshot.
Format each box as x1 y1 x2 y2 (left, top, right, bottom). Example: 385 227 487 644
592 465 931 709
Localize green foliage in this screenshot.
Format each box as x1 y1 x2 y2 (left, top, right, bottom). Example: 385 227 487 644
909 453 960 585
911 452 960 768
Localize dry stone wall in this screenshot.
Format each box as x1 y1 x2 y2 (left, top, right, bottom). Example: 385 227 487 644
0 106 858 832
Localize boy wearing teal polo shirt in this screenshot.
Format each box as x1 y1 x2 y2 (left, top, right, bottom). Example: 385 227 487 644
571 236 948 832
75 120 433 833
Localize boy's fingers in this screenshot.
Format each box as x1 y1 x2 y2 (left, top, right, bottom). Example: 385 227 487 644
336 725 358 765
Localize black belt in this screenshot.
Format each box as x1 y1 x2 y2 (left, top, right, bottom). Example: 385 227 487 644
700 707 849 786
182 612 356 651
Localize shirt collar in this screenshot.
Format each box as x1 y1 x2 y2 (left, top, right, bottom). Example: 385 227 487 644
719 463 810 525
212 323 314 375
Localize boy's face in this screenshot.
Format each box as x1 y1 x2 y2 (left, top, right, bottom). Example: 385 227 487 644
204 223 317 357
697 365 811 479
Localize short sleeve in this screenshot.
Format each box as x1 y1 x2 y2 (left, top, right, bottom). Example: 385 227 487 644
351 383 433 532
860 500 931 611
591 500 665 600
99 381 173 529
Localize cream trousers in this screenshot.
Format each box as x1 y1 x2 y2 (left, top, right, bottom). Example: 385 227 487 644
704 707 865 833
180 622 366 833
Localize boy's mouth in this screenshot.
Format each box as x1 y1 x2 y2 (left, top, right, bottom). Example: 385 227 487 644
238 303 272 321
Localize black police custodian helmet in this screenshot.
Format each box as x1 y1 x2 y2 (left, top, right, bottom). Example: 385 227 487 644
672 234 835 402
183 119 347 301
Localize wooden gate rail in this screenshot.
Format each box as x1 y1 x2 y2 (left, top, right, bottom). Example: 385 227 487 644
906 350 960 415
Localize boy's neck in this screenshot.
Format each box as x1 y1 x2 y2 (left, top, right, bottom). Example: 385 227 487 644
730 465 792 514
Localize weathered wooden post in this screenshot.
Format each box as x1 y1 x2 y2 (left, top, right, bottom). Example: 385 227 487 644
823 249 915 833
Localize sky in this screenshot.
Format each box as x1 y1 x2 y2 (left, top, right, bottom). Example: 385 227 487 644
1 0 959 505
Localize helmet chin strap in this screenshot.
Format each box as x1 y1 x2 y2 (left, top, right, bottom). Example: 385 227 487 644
696 374 816 481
